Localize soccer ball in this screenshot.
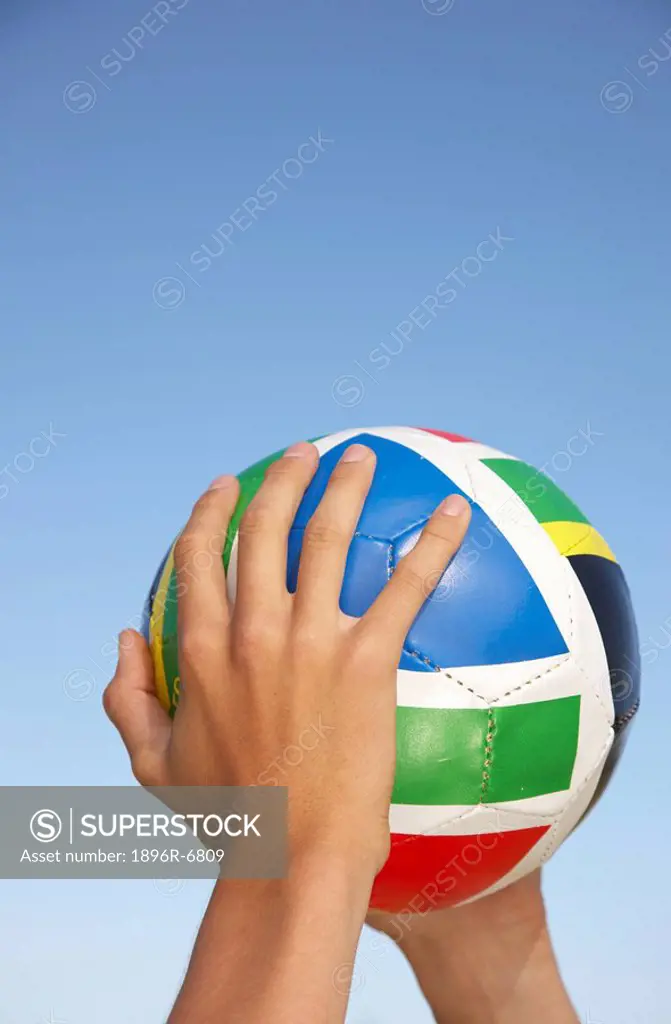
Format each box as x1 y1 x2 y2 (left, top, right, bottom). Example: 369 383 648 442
142 427 640 911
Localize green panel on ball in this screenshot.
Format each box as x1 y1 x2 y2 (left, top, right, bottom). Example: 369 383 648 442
392 696 581 805
161 568 180 715
485 695 581 802
482 458 590 526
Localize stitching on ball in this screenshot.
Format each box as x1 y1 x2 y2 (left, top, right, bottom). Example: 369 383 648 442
567 563 575 644
402 646 442 671
614 698 640 732
479 708 496 803
354 532 398 545
578 662 610 722
388 806 485 848
391 513 433 545
442 669 489 704
539 731 613 862
463 461 478 502
495 657 568 703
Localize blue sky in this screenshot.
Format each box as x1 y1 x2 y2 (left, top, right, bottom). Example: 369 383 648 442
0 0 669 1020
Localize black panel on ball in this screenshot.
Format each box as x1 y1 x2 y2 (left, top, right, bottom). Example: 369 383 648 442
568 554 640 812
567 554 641 728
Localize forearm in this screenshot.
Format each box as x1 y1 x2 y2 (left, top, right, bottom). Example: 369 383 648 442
169 849 374 1024
403 923 578 1024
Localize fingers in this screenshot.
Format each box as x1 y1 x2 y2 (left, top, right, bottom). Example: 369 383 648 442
175 474 240 642
359 493 471 652
294 444 376 618
235 442 319 619
103 630 172 786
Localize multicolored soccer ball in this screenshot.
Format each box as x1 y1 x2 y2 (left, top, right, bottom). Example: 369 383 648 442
143 427 640 911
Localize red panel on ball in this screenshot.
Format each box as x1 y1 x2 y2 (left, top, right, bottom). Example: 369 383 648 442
417 428 475 443
370 826 549 912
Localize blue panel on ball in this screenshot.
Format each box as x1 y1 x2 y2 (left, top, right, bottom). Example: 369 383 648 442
287 431 568 670
292 433 465 540
288 531 391 616
394 518 568 668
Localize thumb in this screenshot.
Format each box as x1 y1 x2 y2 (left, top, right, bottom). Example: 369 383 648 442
103 629 172 786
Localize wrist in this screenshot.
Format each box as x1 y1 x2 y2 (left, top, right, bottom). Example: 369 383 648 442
211 840 377 934
289 813 389 889
400 919 577 1024
288 838 379 909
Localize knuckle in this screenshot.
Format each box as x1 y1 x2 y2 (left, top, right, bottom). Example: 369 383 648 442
265 456 302 479
179 625 219 668
392 562 426 599
238 502 274 538
191 490 220 517
174 531 204 570
323 464 365 491
421 567 446 597
350 631 384 670
131 750 163 787
102 681 120 720
419 521 451 543
421 521 463 548
325 463 353 484
235 617 283 661
303 520 344 551
291 620 332 658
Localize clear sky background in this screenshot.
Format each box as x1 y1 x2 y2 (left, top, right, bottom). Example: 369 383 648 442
0 0 669 1021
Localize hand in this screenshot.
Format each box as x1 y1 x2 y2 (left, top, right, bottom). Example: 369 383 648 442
104 440 472 1024
105 441 470 871
367 872 578 1024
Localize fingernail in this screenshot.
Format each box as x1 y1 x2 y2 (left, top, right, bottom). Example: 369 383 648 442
283 442 312 458
118 626 135 651
441 494 469 516
208 474 236 490
341 444 371 463
117 630 133 657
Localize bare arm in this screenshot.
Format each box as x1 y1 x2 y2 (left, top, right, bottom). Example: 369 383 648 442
369 872 579 1024
171 856 374 1023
